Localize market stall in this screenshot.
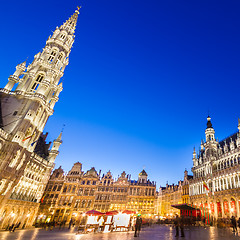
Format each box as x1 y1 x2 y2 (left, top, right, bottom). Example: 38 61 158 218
104 211 118 232
84 210 104 233
112 211 135 232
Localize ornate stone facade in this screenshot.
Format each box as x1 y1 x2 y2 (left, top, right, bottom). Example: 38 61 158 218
189 116 240 220
0 7 80 229
182 170 193 204
38 164 156 224
157 181 183 218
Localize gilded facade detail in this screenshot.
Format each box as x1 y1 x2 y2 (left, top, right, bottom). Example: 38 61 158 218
38 164 156 224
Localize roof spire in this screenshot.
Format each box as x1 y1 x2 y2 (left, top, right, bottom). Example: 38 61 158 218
60 6 81 34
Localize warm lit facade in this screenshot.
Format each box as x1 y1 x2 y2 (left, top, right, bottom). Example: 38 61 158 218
182 170 193 204
157 181 183 218
38 164 156 224
0 7 80 229
126 170 156 216
189 116 240 220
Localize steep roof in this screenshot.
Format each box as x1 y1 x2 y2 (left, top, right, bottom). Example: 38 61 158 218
139 169 147 176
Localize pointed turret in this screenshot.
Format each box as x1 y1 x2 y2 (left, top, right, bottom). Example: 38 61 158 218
192 147 197 166
205 115 215 143
200 140 204 150
48 131 63 163
193 147 196 159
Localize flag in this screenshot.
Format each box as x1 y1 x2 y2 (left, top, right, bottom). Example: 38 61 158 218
40 194 46 203
203 181 209 191
31 140 38 147
22 133 35 142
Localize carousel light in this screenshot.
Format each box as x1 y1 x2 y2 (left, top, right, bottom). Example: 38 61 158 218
26 214 30 217
230 208 234 213
11 213 15 217
82 213 86 217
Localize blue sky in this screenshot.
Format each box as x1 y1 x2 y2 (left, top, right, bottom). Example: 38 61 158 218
1 0 240 188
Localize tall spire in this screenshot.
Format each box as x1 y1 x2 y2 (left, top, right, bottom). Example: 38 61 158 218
60 6 81 34
3 6 81 112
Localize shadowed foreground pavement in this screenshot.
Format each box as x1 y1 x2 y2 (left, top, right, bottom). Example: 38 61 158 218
0 225 239 240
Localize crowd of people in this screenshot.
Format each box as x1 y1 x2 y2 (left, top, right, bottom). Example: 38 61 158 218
35 219 76 230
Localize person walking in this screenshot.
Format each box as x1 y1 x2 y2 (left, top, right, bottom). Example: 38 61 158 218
180 215 185 237
134 214 142 237
174 215 180 237
231 216 237 232
68 219 73 229
237 217 240 232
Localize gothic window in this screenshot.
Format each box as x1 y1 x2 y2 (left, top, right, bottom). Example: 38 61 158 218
77 188 83 196
67 37 72 45
67 185 72 193
81 200 86 208
56 53 64 66
0 179 6 194
9 150 21 168
48 50 57 62
57 185 62 191
62 186 67 193
31 74 44 91
60 34 66 40
74 199 80 208
16 153 26 170
87 200 92 208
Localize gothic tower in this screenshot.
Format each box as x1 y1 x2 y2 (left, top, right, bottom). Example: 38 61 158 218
0 7 80 229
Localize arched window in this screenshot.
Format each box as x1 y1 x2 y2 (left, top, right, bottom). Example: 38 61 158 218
16 153 26 170
9 150 21 168
56 53 64 66
48 50 57 62
60 34 66 40
31 74 44 91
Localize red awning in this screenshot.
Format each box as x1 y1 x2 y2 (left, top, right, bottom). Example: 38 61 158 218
105 210 119 215
171 203 199 210
85 209 104 216
122 210 136 214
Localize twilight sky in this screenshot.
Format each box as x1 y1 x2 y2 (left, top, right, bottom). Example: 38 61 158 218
1 0 240 188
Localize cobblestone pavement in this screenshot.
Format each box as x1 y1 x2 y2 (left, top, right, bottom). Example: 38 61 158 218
0 225 239 240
